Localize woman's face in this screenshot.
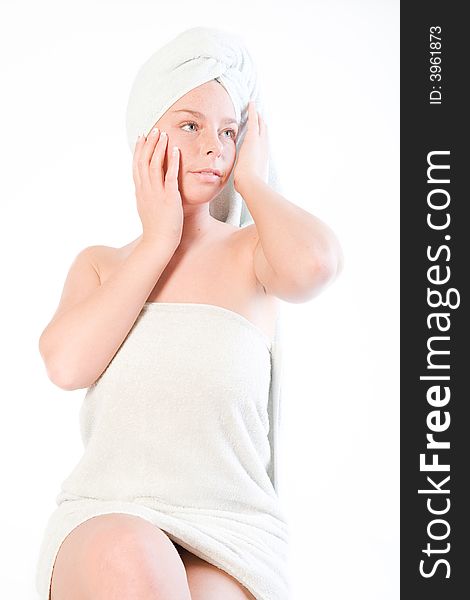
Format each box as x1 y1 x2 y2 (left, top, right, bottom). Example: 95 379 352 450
153 79 239 205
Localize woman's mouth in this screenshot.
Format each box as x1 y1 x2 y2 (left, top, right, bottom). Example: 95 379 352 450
190 171 222 183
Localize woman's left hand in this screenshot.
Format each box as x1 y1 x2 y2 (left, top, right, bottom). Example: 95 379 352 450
233 101 270 192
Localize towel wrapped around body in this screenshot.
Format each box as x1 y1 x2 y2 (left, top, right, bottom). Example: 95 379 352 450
34 26 290 600
35 304 291 599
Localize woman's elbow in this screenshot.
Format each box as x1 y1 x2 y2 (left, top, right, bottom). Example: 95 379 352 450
311 241 344 285
39 341 89 391
298 246 344 301
41 359 76 391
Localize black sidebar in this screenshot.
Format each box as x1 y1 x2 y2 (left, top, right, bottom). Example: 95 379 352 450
401 3 468 599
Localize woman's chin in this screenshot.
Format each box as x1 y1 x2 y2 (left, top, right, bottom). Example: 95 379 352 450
179 182 224 204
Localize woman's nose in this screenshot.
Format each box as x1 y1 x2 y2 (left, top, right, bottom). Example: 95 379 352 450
201 130 224 155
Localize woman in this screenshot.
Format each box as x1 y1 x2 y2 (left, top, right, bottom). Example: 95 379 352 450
35 27 343 600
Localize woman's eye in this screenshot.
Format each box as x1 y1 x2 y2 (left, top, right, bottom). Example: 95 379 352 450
224 129 237 139
181 122 198 132
181 122 237 139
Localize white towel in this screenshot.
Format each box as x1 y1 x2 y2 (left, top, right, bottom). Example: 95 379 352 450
125 26 286 497
35 304 291 599
35 27 290 600
125 26 284 227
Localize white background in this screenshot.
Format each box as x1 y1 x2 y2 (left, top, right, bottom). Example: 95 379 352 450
0 0 399 597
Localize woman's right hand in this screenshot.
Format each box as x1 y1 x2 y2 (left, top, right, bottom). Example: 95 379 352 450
132 128 184 251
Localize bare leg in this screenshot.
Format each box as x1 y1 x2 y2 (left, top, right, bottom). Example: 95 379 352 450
50 513 192 600
179 548 257 600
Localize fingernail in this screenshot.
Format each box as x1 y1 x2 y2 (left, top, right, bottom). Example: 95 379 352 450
151 128 159 136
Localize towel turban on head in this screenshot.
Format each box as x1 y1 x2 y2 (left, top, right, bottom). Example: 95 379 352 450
125 26 285 495
125 26 282 228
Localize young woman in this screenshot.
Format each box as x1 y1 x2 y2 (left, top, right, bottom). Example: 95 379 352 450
35 28 343 600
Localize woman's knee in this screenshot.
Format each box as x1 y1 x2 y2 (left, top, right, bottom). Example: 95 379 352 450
51 513 192 599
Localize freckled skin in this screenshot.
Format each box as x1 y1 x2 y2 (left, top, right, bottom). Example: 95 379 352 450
99 78 281 342
153 79 239 210
43 80 279 600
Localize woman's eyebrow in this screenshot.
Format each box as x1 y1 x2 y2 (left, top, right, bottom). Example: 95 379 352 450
171 109 238 126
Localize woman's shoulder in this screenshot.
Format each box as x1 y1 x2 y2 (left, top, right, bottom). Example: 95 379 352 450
84 222 259 283
81 244 122 284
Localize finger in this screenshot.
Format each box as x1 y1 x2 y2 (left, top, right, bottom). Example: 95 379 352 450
255 107 262 136
132 133 146 188
137 128 161 193
250 101 262 135
141 127 162 166
164 145 180 190
258 113 268 137
148 130 168 187
248 101 256 128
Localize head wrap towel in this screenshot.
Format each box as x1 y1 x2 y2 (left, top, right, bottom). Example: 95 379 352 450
125 27 285 496
125 26 282 228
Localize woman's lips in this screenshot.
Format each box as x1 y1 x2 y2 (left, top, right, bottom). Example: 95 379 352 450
190 171 221 183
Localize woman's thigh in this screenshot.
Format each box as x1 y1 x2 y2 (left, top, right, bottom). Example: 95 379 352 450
49 513 191 600
179 548 257 600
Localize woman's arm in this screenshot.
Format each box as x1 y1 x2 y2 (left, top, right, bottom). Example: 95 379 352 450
39 239 175 391
237 175 344 302
234 103 343 301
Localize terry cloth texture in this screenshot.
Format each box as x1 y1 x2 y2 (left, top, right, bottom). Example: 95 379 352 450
35 26 290 600
125 25 285 227
35 304 291 599
124 25 287 498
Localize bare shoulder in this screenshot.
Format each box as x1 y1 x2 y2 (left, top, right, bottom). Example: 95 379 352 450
85 244 125 284
86 225 280 336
